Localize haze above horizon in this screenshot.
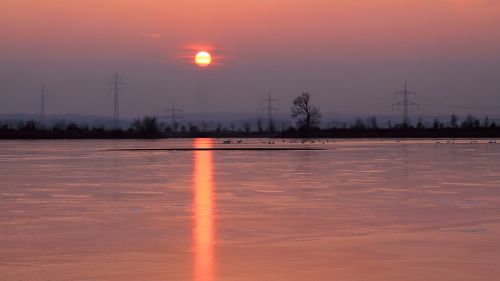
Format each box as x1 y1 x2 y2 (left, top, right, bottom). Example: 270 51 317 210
1 0 500 118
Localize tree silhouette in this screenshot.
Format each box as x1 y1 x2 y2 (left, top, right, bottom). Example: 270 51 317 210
132 116 160 137
368 116 378 129
483 116 490 128
291 92 321 130
450 114 458 128
432 117 441 129
257 119 263 133
352 118 366 129
416 117 425 129
244 122 251 133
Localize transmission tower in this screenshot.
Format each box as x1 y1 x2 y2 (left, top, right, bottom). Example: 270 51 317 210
164 101 184 131
40 84 46 123
392 82 419 126
111 72 121 125
261 92 279 132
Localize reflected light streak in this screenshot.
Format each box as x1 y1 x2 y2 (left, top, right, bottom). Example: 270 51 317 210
193 138 215 281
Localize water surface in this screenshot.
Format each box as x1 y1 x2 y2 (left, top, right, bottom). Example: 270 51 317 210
1 139 500 281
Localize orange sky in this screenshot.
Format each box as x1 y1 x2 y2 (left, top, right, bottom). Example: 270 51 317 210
2 0 500 62
1 0 500 116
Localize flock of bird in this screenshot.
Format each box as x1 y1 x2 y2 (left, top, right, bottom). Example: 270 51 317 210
221 139 498 145
436 140 497 144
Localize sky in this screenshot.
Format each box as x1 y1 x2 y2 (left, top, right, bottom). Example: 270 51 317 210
1 0 500 119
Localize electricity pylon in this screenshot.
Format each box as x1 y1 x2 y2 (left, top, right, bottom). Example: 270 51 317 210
40 84 46 123
261 92 279 132
392 82 419 127
164 101 184 131
111 72 122 126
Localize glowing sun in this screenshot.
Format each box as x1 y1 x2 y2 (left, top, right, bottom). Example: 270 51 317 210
195 51 212 67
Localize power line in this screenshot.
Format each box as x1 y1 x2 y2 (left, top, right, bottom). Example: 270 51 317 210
164 101 184 131
110 72 124 126
40 84 46 123
392 81 419 126
261 92 279 132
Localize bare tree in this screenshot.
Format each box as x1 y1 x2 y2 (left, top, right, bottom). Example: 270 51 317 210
291 92 321 130
368 116 378 129
352 118 366 129
132 116 161 137
244 122 251 133
483 116 490 128
450 114 458 128
257 119 263 133
432 117 441 129
460 114 480 129
416 117 425 129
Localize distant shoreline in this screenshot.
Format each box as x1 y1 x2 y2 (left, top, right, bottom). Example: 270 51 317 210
1 128 500 140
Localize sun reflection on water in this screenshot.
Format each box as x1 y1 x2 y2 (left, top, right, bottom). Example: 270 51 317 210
193 138 215 281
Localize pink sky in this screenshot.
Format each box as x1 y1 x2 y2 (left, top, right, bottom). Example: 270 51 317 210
1 0 500 117
2 0 499 61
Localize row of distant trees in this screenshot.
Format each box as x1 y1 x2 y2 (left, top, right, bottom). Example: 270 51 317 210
289 92 497 131
325 114 497 131
1 113 498 139
0 117 163 138
0 92 498 138
3 113 495 134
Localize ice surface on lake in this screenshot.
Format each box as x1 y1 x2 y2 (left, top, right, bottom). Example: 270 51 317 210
1 139 500 281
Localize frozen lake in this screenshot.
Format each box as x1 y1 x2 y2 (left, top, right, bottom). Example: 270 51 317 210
1 139 500 281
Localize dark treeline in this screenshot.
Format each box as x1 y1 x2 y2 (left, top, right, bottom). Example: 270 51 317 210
282 115 500 138
0 117 275 139
1 92 499 139
1 114 500 139
282 92 500 138
282 127 500 139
